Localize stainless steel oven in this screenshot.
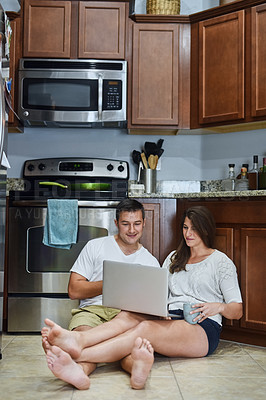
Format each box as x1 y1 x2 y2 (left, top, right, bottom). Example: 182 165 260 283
7 158 129 332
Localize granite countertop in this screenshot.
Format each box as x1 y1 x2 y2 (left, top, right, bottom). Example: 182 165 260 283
129 179 266 199
129 189 266 199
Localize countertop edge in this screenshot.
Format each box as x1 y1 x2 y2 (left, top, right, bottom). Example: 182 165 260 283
129 190 266 199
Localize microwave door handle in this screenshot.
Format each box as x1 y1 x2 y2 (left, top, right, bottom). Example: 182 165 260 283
98 73 103 120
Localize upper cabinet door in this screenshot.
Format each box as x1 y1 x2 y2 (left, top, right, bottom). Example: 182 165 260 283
23 0 71 58
198 11 245 124
78 1 126 59
131 23 180 126
251 4 266 118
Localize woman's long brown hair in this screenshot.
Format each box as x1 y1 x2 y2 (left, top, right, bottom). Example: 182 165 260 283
169 206 216 274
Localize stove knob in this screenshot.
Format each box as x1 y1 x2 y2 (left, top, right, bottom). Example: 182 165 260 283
38 163 46 171
27 163 35 172
107 163 114 171
118 165 124 172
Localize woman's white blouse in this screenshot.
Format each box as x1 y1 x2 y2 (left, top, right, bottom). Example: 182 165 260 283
163 249 242 326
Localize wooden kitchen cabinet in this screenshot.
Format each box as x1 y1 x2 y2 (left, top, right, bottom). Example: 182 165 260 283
22 0 127 59
23 0 72 58
198 11 245 125
191 2 266 128
140 202 160 262
139 199 177 266
177 198 266 346
240 228 266 332
215 227 234 260
251 4 266 118
78 1 126 59
128 21 190 129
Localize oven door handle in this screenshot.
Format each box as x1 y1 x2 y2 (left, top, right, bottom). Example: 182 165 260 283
26 225 45 273
98 73 103 121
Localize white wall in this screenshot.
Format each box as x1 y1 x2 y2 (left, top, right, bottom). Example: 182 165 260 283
5 0 266 181
181 0 219 14
7 128 266 181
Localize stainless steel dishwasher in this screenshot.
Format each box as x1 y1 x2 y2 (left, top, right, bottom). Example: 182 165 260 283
7 157 128 332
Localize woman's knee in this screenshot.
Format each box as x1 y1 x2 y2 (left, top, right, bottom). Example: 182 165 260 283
134 320 154 335
113 311 142 330
116 311 145 324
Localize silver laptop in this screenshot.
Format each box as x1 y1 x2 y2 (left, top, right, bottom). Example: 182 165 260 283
102 260 169 317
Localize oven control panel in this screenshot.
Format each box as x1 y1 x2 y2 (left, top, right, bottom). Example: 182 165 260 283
24 158 129 179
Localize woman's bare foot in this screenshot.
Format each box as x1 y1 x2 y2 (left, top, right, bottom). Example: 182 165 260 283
41 326 49 339
130 337 154 390
41 336 50 354
46 345 90 390
42 318 82 359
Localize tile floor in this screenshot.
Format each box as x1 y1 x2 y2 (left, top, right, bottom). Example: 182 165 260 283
0 334 265 400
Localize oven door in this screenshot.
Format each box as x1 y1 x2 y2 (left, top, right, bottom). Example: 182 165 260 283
8 206 117 294
7 205 117 332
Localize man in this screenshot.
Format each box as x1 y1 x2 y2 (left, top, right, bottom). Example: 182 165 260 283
55 198 160 380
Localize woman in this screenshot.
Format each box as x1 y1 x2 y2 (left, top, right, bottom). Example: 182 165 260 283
43 206 243 390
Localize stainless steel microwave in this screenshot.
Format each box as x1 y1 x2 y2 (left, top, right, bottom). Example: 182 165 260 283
18 59 127 128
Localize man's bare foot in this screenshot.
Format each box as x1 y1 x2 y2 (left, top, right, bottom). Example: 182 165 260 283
42 318 82 359
130 337 154 390
46 345 90 390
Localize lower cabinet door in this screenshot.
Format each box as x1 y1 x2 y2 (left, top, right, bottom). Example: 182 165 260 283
240 228 266 332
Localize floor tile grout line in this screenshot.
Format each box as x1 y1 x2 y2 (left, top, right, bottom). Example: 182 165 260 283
70 387 75 399
247 353 266 374
1 336 17 351
169 360 185 400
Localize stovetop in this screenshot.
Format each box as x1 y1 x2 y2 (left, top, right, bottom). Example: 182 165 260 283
10 158 129 202
23 157 129 179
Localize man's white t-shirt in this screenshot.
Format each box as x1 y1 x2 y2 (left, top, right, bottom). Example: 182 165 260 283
70 235 160 308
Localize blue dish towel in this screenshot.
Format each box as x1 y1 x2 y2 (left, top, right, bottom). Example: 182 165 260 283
43 199 78 249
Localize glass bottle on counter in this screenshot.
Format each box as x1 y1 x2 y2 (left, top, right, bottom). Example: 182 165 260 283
236 163 249 179
221 163 235 191
235 167 249 191
248 155 259 190
258 157 266 189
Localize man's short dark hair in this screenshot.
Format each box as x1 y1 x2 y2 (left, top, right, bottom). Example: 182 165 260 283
116 199 145 221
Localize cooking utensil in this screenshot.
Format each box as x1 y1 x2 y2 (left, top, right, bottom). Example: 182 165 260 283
144 141 158 158
141 152 148 169
154 155 159 169
39 182 111 191
132 150 142 165
137 162 143 183
132 150 144 183
157 148 164 159
148 155 157 170
157 139 164 149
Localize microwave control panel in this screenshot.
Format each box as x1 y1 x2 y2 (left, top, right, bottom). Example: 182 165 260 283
103 80 122 110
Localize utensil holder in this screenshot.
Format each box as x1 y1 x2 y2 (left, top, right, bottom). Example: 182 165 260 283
140 169 157 194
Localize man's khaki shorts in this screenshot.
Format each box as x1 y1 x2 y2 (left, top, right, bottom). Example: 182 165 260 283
68 305 121 331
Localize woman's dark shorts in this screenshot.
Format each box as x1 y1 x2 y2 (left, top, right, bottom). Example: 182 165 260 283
170 309 222 356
